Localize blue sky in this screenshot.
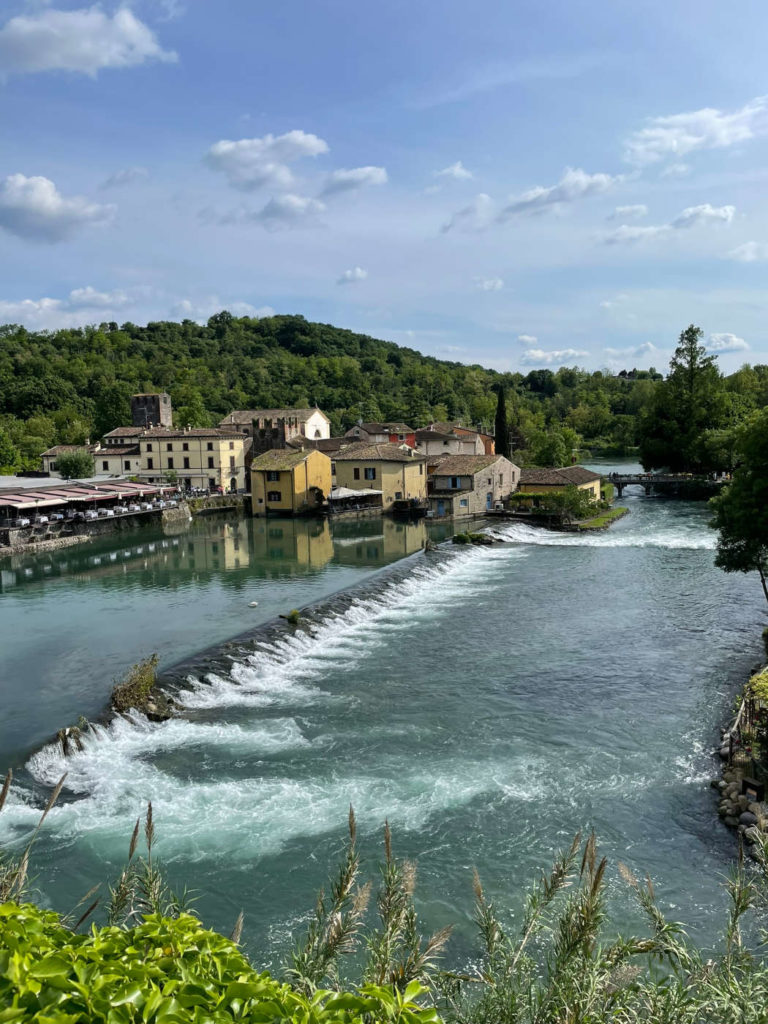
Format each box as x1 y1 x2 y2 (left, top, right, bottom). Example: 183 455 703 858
2 0 768 373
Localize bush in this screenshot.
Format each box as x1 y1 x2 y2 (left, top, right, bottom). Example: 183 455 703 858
0 903 438 1024
56 449 94 480
111 655 159 714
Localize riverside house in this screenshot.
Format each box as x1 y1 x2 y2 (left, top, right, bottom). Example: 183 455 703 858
250 448 332 516
41 443 142 477
517 465 602 502
344 422 416 447
137 427 247 492
219 408 331 451
415 427 486 457
428 454 519 518
333 442 427 512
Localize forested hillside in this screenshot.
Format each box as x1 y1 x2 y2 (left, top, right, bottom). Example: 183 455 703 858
1 312 767 473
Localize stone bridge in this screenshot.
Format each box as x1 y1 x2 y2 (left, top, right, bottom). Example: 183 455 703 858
608 473 722 498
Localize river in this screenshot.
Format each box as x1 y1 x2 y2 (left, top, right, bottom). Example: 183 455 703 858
1 472 765 966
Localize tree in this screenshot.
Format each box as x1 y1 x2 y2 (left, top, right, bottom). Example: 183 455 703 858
711 409 768 604
57 449 94 480
638 325 725 471
494 386 510 457
0 427 20 472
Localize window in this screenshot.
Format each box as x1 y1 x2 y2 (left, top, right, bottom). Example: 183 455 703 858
209 478 216 490
207 442 213 451
229 456 235 468
450 476 460 489
229 442 234 450
488 478 492 484
102 461 109 470
419 464 423 475
499 474 503 485
183 457 190 469
395 491 403 500
182 442 189 451
167 458 174 469
167 443 173 452
124 461 130 470
331 461 336 474
146 443 153 452
443 440 449 446
460 498 469 508
207 457 214 468
147 458 154 469
267 491 282 502
267 470 279 482
353 467 360 480
364 467 376 480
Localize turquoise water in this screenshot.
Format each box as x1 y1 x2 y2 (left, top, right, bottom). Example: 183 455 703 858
1 484 766 966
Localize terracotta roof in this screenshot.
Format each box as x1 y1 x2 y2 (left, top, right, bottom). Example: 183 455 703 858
220 408 328 424
41 445 92 457
286 435 347 453
519 465 601 486
415 428 458 441
430 454 505 476
346 422 413 435
94 446 140 456
103 427 143 437
251 448 326 470
334 442 426 463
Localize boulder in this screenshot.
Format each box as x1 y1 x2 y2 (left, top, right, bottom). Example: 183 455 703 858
737 794 750 812
744 826 762 845
740 811 758 827
724 815 740 828
748 802 763 815
718 780 728 791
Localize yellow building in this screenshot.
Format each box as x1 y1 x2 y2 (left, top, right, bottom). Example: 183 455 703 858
251 448 332 516
333 442 427 512
517 466 602 502
137 428 247 492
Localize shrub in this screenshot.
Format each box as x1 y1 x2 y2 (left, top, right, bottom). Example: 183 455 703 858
111 655 159 714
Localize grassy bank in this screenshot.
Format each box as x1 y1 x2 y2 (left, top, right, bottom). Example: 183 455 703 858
576 506 629 530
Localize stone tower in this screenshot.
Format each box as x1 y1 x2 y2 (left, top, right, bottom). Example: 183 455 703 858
131 392 172 428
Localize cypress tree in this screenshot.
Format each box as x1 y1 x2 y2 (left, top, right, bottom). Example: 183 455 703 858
495 386 510 458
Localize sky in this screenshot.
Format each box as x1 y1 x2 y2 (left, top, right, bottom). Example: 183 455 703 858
2 0 768 374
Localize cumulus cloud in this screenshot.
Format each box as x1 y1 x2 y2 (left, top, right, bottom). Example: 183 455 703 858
726 241 768 262
99 167 149 190
205 130 329 190
0 6 176 76
435 160 473 180
173 298 274 322
320 166 387 197
250 193 325 230
475 277 504 291
0 173 114 242
624 95 768 165
337 267 368 285
67 286 129 308
603 203 735 244
517 334 538 345
497 167 621 221
607 204 647 220
520 347 589 366
0 286 135 329
707 332 749 353
441 193 494 233
671 203 735 228
604 342 659 357
660 162 690 178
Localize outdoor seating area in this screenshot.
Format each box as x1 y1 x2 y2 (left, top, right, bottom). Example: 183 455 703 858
0 481 179 530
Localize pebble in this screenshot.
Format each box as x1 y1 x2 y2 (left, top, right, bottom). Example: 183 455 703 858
740 811 758 827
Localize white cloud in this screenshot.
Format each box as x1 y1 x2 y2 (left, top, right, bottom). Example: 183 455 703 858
435 160 473 180
520 347 588 366
204 130 329 191
707 332 749 353
599 293 630 309
660 162 690 178
498 167 621 221
100 167 149 190
251 193 325 230
671 203 735 228
337 267 368 285
0 6 176 76
441 192 494 233
475 276 504 291
727 241 768 262
0 173 114 242
320 166 387 197
173 298 274 322
607 204 647 221
603 203 735 244
517 334 538 345
604 342 659 357
67 286 129 308
624 95 768 165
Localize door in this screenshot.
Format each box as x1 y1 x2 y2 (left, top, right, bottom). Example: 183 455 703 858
437 500 445 516
486 492 493 510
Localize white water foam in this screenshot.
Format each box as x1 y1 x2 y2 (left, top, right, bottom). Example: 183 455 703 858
490 521 715 550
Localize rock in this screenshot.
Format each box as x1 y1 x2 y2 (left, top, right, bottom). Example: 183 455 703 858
748 802 763 815
718 805 728 817
724 815 740 828
710 778 721 789
744 826 761 845
719 747 730 759
740 811 758 827
248 601 259 607
737 794 750 812
718 780 728 791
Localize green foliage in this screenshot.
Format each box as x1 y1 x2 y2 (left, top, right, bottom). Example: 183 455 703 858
111 655 160 714
577 507 628 530
0 902 439 1024
711 408 768 603
494 387 509 458
56 449 95 480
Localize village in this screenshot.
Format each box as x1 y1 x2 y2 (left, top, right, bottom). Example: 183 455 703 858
0 392 607 541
